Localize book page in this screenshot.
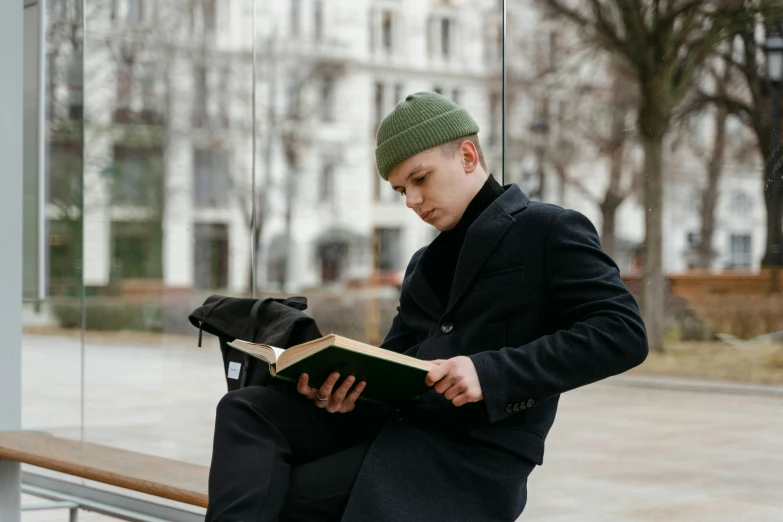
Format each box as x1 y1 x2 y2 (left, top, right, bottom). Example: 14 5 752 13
270 346 285 360
228 340 277 364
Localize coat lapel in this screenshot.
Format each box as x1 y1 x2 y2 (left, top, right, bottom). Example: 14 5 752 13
403 247 445 320
445 185 529 314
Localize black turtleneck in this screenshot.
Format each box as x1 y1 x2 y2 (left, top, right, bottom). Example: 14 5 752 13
420 174 504 307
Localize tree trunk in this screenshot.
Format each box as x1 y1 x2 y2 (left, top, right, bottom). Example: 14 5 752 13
600 192 622 262
600 143 625 262
761 163 783 267
696 108 728 269
641 133 666 353
761 87 782 268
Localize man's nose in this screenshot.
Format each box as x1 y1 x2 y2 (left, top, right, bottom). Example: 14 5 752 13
405 190 422 209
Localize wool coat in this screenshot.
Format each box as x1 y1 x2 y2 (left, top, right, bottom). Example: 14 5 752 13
339 183 649 522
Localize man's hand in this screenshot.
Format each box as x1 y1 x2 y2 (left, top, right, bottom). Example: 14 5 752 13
297 372 366 413
425 356 484 407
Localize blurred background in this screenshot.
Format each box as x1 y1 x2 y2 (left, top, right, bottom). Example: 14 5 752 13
18 0 783 520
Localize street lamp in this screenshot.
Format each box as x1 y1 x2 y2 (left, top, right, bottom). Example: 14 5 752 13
765 35 783 83
764 34 783 267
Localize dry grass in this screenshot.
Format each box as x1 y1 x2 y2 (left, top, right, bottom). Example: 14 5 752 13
630 341 783 385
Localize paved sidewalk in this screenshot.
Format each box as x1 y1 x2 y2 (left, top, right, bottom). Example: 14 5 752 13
18 335 783 521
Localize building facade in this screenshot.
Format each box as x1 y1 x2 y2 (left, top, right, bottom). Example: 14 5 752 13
40 0 770 301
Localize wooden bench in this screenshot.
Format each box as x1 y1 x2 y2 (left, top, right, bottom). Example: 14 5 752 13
0 431 208 521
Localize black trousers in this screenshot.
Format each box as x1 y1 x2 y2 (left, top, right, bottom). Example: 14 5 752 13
205 384 390 522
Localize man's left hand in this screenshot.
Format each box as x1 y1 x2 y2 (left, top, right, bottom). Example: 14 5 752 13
425 356 484 407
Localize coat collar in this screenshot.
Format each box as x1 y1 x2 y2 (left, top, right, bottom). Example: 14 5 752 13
404 184 530 320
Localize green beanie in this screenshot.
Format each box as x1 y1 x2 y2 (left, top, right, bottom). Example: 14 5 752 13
375 91 480 180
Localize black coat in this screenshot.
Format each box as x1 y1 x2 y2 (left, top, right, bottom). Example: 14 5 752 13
341 184 648 522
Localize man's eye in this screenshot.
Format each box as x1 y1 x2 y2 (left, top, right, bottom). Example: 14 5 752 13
415 175 427 184
398 190 406 197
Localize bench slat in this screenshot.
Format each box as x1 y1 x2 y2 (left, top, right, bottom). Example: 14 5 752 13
0 431 209 507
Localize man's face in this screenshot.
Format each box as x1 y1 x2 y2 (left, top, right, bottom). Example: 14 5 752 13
387 142 484 232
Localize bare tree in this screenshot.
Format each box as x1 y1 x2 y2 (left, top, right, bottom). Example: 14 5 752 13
676 55 741 269
539 0 779 352
695 15 783 268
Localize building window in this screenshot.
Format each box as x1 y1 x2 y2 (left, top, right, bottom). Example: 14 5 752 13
441 18 451 57
111 221 163 279
394 83 404 105
319 157 334 203
686 231 701 247
189 0 216 31
374 228 402 271
318 241 348 283
193 148 230 207
730 192 751 217
290 0 301 37
216 66 230 128
489 91 501 146
321 75 335 122
67 54 83 120
194 224 229 290
111 146 163 207
112 0 143 23
727 234 752 269
193 65 207 126
374 82 385 131
286 74 301 118
314 0 324 42
116 58 133 119
428 15 456 58
381 10 393 50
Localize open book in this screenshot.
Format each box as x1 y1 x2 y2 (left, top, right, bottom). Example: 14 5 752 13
228 334 436 405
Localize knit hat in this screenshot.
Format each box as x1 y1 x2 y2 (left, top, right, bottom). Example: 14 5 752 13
375 91 480 180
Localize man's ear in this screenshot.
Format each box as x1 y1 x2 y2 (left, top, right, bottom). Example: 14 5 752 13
460 140 479 173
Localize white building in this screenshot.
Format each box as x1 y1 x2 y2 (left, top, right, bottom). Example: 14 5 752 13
40 0 770 300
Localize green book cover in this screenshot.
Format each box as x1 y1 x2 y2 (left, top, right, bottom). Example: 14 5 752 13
227 336 434 406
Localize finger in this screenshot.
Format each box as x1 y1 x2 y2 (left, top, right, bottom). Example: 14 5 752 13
443 381 467 401
434 371 461 395
429 359 447 365
451 390 476 407
425 364 450 386
297 374 314 397
318 372 341 398
345 381 366 404
331 375 356 402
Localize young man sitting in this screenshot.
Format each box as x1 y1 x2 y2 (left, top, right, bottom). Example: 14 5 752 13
205 91 648 522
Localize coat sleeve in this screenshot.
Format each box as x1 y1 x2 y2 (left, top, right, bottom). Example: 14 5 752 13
379 248 426 354
469 209 649 424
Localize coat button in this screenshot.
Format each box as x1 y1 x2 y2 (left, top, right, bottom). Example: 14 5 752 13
520 402 527 411
505 404 514 413
513 403 520 412
526 399 535 408
440 322 454 334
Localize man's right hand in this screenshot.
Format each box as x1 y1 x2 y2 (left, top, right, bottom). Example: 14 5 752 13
297 372 366 413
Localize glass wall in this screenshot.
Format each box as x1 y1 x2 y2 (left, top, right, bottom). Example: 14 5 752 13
21 0 504 480
21 0 783 518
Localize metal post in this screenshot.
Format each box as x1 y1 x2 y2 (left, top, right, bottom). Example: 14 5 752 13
770 79 782 266
0 0 24 520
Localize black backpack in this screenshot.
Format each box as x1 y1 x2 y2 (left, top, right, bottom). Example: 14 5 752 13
188 295 322 392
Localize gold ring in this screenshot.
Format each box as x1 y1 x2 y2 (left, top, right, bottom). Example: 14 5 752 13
316 393 329 401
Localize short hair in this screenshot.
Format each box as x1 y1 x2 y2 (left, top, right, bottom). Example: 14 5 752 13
438 133 488 172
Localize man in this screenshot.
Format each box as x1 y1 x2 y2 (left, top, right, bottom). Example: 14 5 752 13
206 92 648 522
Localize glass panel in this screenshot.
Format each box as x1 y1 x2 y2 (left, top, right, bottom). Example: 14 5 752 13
76 0 252 467
22 0 85 438
508 2 783 517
